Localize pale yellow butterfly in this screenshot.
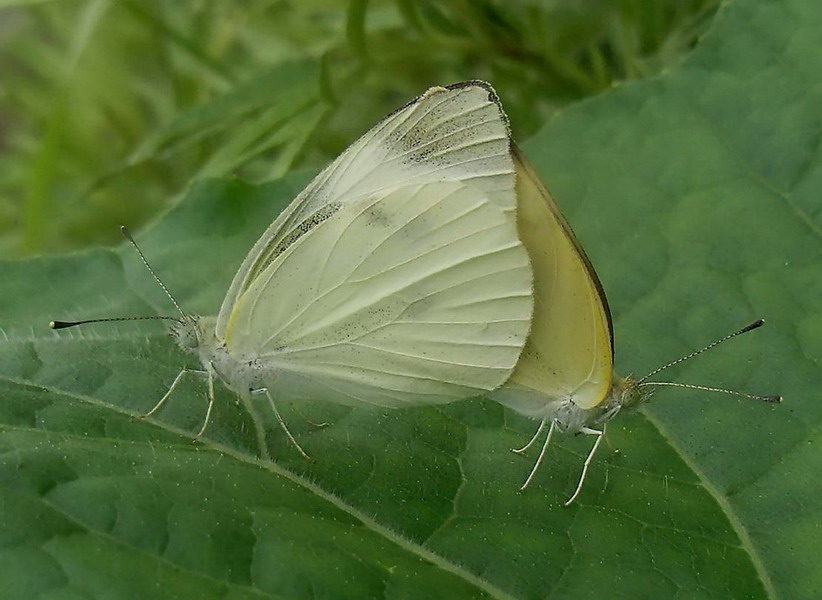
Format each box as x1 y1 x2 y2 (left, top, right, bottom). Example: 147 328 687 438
490 148 781 505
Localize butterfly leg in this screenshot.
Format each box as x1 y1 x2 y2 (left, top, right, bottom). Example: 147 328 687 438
236 392 272 462
564 425 605 506
140 367 208 419
290 402 329 429
512 417 547 454
193 364 217 440
595 406 621 452
519 419 558 491
254 388 314 462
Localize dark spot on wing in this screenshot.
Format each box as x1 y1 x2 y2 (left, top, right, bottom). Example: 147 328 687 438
253 202 342 277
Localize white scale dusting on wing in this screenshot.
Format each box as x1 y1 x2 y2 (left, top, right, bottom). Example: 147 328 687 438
326 89 514 210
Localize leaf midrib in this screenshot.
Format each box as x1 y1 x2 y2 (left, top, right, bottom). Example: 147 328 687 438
1 373 518 600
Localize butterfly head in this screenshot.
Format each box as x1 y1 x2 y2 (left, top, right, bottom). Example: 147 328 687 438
169 317 200 351
610 376 652 412
169 315 219 354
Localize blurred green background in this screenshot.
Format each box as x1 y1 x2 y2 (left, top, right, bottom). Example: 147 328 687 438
0 0 718 257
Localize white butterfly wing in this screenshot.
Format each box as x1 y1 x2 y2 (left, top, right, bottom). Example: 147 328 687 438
223 181 533 408
215 82 514 340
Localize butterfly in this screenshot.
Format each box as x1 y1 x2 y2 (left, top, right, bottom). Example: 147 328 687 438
52 82 535 461
490 147 781 505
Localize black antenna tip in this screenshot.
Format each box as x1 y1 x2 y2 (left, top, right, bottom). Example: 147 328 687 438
50 320 75 330
743 319 766 333
761 395 783 403
120 225 134 241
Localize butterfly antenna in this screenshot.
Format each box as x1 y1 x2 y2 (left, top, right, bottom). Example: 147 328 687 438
636 319 782 403
638 319 764 383
120 226 186 319
50 315 181 330
639 382 781 403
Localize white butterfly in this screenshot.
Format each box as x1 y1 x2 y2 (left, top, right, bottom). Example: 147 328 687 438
53 82 535 460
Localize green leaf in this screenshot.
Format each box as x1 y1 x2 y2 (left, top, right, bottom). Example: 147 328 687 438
1 0 819 598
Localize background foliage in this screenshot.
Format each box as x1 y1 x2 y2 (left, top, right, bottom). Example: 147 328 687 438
0 0 717 256
2 1 821 599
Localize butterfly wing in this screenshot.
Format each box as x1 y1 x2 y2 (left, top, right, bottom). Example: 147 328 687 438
492 148 614 416
224 180 533 408
215 82 515 340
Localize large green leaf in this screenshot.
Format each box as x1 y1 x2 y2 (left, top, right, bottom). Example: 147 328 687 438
1 0 819 598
